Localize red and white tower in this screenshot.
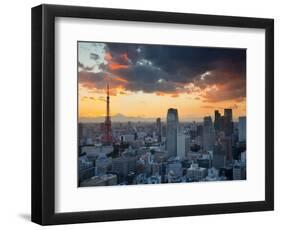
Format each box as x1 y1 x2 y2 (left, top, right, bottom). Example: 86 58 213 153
102 84 113 144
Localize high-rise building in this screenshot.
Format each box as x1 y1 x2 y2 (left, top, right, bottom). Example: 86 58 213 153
156 117 162 142
224 108 232 120
224 108 233 137
177 132 186 159
212 143 225 169
202 116 215 151
214 110 221 131
166 108 179 157
238 116 246 142
221 136 233 163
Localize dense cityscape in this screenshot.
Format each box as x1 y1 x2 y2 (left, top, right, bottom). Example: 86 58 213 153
78 85 246 187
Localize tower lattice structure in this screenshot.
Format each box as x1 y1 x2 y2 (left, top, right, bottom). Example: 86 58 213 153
102 84 113 144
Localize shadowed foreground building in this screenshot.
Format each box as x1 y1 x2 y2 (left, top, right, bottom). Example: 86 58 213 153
202 116 215 151
238 116 246 142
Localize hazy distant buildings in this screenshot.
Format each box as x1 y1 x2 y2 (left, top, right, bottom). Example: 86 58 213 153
156 118 162 142
120 134 135 143
166 108 179 157
238 116 246 142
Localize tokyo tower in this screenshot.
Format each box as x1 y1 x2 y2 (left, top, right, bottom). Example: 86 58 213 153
102 84 113 144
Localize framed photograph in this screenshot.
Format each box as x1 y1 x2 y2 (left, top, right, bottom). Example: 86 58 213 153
31 4 274 225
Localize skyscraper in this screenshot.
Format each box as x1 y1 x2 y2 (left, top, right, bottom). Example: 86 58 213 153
221 136 233 163
166 108 179 157
214 110 221 131
202 116 215 151
238 116 246 142
224 108 233 121
177 132 186 159
213 143 225 169
224 108 233 137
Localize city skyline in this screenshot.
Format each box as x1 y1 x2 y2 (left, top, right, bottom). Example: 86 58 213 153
78 106 246 187
78 42 246 121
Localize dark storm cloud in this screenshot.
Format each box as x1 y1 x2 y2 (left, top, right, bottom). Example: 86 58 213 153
90 53 99 60
79 71 126 89
105 43 140 64
79 42 246 102
141 45 246 77
78 61 94 71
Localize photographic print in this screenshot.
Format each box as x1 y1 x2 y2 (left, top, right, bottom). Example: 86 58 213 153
32 5 274 224
78 41 246 187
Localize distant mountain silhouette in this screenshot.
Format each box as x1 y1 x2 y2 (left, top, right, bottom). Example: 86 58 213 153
79 113 157 123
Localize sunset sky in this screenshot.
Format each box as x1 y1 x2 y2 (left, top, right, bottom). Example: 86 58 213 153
78 42 246 122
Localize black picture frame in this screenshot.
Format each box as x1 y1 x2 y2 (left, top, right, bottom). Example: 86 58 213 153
31 4 274 225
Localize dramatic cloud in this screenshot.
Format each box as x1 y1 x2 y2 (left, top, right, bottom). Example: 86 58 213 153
78 42 246 103
201 104 239 110
78 61 94 71
90 53 99 60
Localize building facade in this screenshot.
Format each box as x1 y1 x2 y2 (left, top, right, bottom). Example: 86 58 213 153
166 108 179 157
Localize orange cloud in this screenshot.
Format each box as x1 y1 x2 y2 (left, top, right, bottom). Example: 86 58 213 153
108 63 129 70
114 76 128 83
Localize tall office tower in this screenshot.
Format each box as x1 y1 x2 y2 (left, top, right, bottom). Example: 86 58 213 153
177 132 186 159
224 108 233 120
102 84 113 145
166 108 179 157
185 135 191 155
214 110 221 131
238 116 246 142
224 108 233 136
156 117 162 142
212 143 225 169
221 136 233 163
202 116 215 151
